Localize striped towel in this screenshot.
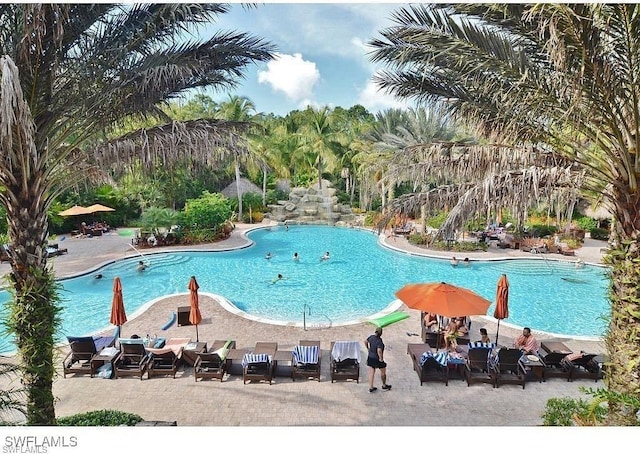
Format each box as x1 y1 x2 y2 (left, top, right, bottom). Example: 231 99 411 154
420 351 448 367
293 345 319 365
241 353 270 368
470 341 495 349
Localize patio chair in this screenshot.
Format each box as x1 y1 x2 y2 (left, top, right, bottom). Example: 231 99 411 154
242 341 277 384
291 340 321 382
114 338 150 380
407 344 448 386
464 346 495 387
147 349 181 379
330 341 360 383
194 340 236 382
561 353 602 382
490 348 526 389
62 334 116 378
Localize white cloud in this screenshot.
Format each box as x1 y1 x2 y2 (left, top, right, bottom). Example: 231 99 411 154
257 53 320 102
357 79 410 113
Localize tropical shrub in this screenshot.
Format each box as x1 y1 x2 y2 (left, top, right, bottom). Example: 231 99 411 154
576 216 598 232
590 228 610 241
265 189 288 205
542 397 599 426
407 233 428 245
139 207 183 234
182 192 232 232
57 410 142 426
425 211 448 229
527 224 557 238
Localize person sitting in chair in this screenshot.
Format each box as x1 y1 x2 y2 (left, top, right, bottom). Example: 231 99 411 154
513 327 540 354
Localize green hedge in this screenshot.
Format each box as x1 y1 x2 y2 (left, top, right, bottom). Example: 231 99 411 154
590 227 609 241
57 409 143 426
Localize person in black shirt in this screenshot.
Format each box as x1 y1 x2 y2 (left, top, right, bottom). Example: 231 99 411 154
365 327 391 393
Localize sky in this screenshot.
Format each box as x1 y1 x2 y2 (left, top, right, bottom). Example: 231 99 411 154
196 2 413 116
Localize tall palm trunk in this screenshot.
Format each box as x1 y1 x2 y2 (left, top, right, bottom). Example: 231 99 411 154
235 156 243 221
604 192 640 425
262 168 267 207
5 184 60 425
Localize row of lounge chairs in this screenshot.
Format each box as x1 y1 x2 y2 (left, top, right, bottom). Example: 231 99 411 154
407 343 604 388
62 337 363 384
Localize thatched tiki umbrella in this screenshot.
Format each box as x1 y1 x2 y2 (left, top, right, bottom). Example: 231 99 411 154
188 276 202 341
494 274 509 345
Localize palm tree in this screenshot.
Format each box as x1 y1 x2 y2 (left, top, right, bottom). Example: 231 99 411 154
299 107 346 190
370 3 640 423
216 95 263 221
0 4 274 425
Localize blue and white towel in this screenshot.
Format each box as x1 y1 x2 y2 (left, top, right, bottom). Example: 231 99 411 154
241 353 270 368
293 345 319 365
470 341 496 350
331 341 361 362
420 350 448 367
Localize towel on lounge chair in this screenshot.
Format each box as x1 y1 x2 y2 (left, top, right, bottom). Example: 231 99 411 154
210 340 234 361
241 353 270 368
331 341 361 362
420 350 448 367
470 341 496 349
293 345 319 365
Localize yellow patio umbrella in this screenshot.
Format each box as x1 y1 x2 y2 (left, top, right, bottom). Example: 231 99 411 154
58 205 93 216
86 204 115 213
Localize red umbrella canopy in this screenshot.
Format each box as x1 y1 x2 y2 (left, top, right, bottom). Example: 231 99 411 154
395 282 491 318
188 276 202 326
494 274 509 320
109 277 127 326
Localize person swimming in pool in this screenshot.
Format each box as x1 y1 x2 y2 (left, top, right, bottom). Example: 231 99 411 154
272 273 284 284
321 251 330 261
137 260 148 272
293 252 299 261
265 252 272 260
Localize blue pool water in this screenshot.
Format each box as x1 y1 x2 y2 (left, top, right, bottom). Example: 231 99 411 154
0 225 609 352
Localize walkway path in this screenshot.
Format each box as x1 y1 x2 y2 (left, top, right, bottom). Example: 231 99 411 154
2 222 610 428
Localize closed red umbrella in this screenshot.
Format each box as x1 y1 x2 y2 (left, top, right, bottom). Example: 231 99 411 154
110 277 127 337
494 274 509 344
188 276 202 341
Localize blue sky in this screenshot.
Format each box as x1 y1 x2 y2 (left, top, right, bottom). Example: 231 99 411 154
195 3 412 116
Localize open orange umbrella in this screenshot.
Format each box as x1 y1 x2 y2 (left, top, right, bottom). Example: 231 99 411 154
395 282 492 317
110 277 127 337
494 274 509 344
188 276 202 341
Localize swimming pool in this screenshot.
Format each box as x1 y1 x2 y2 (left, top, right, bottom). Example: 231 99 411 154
0 225 609 353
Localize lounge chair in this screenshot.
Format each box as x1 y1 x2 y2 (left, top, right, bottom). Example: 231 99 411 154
540 351 572 381
194 340 236 382
147 349 181 379
330 341 360 383
464 346 495 387
561 353 602 382
291 340 321 382
407 343 448 386
62 335 116 378
114 338 150 380
490 348 526 389
242 342 277 384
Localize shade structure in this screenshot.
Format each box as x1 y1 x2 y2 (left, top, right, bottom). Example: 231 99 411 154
109 277 127 336
86 203 115 213
58 205 93 216
188 276 202 341
493 274 509 344
395 282 492 318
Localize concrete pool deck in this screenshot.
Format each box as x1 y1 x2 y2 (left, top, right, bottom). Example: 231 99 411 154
1 222 609 428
